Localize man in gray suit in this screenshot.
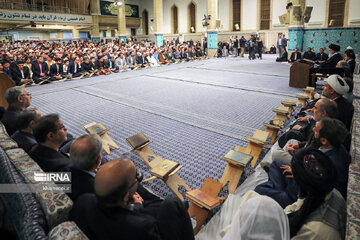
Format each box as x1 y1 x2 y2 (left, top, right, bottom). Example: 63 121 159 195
115 53 128 70
277 34 287 57
126 51 137 69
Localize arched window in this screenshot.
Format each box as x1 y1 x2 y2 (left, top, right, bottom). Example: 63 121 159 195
188 2 196 33
233 0 241 31
142 9 149 35
328 0 345 27
260 0 270 30
171 5 179 34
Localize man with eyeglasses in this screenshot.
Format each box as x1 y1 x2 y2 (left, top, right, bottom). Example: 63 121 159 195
70 158 194 240
255 117 350 207
1 86 32 136
29 114 70 172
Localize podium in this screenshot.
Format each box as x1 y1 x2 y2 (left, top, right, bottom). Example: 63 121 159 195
289 61 312 88
0 72 16 109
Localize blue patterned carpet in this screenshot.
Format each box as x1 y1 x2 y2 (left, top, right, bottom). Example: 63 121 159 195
28 55 301 198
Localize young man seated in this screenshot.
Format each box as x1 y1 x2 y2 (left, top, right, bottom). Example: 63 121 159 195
30 114 70 172
49 58 64 81
11 108 41 153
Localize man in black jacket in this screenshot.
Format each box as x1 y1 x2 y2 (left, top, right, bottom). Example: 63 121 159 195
11 108 41 153
31 56 49 83
49 58 64 81
69 57 82 78
30 114 70 172
10 61 32 85
70 158 194 240
303 47 316 61
315 48 328 63
239 36 246 57
289 48 301 63
1 86 31 136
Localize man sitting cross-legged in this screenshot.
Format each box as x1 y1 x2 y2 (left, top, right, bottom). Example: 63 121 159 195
70 157 194 240
255 117 350 208
11 108 41 153
30 114 70 172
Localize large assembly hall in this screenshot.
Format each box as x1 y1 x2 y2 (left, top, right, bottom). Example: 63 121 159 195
0 0 359 239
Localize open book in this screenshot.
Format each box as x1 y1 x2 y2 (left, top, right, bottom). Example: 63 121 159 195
150 159 180 179
126 133 152 150
222 150 253 167
85 123 113 136
186 189 220 210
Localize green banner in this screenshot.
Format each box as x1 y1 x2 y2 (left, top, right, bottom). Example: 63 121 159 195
100 1 139 18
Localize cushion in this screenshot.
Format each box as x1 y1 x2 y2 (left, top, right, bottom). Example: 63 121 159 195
5 148 73 230
48 221 88 240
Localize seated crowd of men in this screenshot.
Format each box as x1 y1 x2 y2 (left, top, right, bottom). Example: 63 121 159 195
0 39 207 85
0 40 357 239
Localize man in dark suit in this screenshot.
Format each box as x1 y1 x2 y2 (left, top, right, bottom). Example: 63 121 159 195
10 61 32 85
49 58 64 81
255 117 350 207
31 56 49 83
30 114 70 172
233 36 239 57
315 48 328 63
70 158 194 240
66 134 102 201
69 57 82 78
276 48 288 62
289 48 301 63
1 86 32 136
303 47 316 61
11 108 41 153
277 34 287 57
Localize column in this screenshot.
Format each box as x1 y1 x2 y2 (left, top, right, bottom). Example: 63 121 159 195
153 0 163 47
58 32 64 42
91 0 101 42
91 16 100 42
117 0 127 42
288 0 306 51
72 27 79 41
206 0 219 57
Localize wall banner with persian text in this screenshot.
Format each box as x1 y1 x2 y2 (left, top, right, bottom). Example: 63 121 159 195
0 10 92 24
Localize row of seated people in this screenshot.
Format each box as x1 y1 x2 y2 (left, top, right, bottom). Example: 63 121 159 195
0 73 355 239
276 44 357 77
0 39 207 85
220 73 354 239
0 86 196 239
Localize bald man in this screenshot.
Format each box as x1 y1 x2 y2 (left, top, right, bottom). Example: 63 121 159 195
70 158 194 240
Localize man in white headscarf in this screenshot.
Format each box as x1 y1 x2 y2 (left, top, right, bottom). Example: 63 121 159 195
223 195 290 240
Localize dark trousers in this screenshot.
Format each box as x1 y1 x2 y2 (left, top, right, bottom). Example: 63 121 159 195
157 198 194 240
254 160 298 208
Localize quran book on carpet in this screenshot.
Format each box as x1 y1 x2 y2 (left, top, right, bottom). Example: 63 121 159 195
185 189 220 210
150 159 179 179
85 123 111 136
126 132 151 150
222 150 253 167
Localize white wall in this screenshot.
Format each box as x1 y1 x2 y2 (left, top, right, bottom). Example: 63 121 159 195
242 0 257 31
272 0 287 27
305 0 326 27
218 0 230 31
348 0 360 25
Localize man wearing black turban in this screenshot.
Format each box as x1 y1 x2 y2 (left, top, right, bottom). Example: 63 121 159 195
286 148 346 240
